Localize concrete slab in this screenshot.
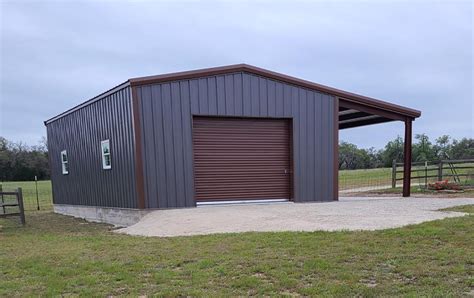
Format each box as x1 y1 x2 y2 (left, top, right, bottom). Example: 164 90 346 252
54 204 151 227
116 197 474 237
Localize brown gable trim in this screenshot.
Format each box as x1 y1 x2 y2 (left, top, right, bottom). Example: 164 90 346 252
130 64 421 119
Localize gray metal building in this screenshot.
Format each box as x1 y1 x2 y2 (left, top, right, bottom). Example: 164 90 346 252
45 64 421 225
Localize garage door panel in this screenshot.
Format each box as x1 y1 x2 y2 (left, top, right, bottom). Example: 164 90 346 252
193 117 291 201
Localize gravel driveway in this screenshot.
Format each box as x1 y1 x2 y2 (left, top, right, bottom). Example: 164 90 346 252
117 197 473 237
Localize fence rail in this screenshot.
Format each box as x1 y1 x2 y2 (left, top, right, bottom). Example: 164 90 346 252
392 159 474 188
0 180 52 212
0 186 26 225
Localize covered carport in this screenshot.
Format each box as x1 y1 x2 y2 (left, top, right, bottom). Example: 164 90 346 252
335 91 421 197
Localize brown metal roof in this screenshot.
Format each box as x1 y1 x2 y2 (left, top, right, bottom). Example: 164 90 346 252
129 63 421 119
45 63 421 125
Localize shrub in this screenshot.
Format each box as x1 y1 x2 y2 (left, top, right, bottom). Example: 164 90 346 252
428 180 463 191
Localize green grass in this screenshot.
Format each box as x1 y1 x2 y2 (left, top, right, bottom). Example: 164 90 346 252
442 204 474 213
0 206 473 296
0 180 53 211
339 167 392 190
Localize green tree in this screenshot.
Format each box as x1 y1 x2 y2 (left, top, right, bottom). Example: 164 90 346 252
381 136 404 167
450 138 474 159
0 137 50 181
434 135 451 158
413 133 436 161
339 141 359 169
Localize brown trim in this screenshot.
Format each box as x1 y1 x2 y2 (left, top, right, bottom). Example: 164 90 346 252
403 119 413 197
333 97 339 201
130 64 421 119
289 119 294 201
131 87 146 209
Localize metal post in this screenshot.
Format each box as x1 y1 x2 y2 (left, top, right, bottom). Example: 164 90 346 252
17 187 25 225
403 119 413 197
392 159 397 188
35 176 40 210
438 160 443 181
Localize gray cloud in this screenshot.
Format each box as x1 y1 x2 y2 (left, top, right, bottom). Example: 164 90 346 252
1 0 472 148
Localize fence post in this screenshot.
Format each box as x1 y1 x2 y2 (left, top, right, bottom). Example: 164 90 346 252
0 184 4 215
438 160 443 181
35 176 40 210
392 159 397 188
17 187 25 225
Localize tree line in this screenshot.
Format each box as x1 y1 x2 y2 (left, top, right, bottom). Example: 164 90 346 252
0 134 473 181
0 137 49 181
339 134 474 170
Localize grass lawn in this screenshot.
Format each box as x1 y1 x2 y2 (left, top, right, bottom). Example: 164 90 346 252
0 180 53 211
1 206 473 296
339 167 392 190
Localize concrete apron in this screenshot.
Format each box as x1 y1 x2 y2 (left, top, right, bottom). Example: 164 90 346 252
116 197 473 237
54 204 151 227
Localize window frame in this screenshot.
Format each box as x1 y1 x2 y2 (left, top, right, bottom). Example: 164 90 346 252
61 150 69 175
101 139 112 170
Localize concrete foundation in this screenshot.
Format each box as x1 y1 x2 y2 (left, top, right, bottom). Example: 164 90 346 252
53 204 151 227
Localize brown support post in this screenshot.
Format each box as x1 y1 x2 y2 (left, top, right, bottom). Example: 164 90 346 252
131 87 146 209
403 119 413 197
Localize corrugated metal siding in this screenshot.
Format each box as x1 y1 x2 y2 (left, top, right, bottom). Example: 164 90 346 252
137 72 336 208
193 117 291 201
46 86 138 208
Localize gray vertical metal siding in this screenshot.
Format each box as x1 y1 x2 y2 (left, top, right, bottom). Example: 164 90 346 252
137 72 336 208
46 86 138 208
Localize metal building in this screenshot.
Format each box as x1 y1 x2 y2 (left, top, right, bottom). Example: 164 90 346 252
44 64 421 226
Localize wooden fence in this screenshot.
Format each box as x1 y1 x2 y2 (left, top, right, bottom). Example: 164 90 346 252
392 159 474 188
0 186 26 225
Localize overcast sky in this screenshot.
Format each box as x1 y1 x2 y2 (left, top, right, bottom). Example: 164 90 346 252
1 0 472 149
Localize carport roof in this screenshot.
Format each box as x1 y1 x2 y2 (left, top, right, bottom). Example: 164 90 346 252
45 64 421 125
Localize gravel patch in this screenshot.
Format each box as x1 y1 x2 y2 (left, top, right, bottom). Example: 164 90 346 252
116 197 473 237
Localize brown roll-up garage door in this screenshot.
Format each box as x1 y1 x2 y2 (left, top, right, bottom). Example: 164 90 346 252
193 117 292 202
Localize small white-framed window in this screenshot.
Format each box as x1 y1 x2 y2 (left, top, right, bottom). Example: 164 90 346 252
101 140 111 170
61 150 69 175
